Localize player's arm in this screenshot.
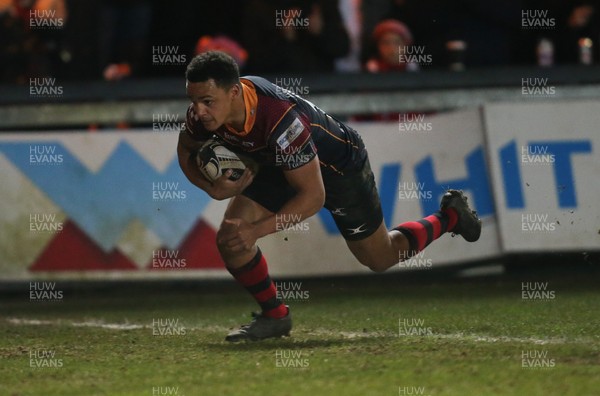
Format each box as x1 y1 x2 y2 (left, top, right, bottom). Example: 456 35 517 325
177 131 209 190
253 155 325 239
177 131 254 200
249 111 325 237
219 110 322 251
220 155 325 252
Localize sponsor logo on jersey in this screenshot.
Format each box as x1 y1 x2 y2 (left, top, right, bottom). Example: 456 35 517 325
222 132 241 143
277 117 304 150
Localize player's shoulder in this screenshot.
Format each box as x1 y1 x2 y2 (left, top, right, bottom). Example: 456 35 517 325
241 75 271 89
241 75 284 100
242 75 299 127
240 76 318 151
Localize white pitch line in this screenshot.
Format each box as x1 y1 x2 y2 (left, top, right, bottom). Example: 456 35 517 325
7 318 147 330
7 318 55 326
6 318 594 345
6 317 230 332
72 321 146 330
432 332 572 345
308 328 592 345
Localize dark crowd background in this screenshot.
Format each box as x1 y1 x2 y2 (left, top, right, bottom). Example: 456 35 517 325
1 0 599 83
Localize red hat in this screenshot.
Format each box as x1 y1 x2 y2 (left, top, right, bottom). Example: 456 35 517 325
372 19 413 45
196 35 248 68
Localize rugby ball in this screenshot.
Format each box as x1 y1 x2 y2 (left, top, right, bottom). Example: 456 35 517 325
196 137 257 182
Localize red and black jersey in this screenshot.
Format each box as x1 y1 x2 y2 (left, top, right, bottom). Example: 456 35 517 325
184 76 366 177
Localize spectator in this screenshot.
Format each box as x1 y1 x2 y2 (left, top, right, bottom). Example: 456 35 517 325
447 0 521 67
553 0 600 64
195 35 248 71
365 19 418 72
362 0 449 69
0 0 67 82
0 0 29 82
146 0 243 78
242 0 350 73
98 0 152 81
58 0 101 80
335 0 363 72
358 19 428 122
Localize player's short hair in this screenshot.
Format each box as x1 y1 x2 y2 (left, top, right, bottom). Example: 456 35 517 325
185 51 240 89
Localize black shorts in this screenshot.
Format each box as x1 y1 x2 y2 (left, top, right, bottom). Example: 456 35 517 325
241 156 383 241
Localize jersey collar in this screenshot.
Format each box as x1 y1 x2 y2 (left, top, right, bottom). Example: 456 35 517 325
224 78 257 136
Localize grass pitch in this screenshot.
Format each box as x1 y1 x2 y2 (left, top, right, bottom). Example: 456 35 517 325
1 270 599 396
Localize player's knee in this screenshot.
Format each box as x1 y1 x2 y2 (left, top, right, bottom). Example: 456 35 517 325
215 227 231 256
368 264 387 273
359 256 391 273
216 225 254 261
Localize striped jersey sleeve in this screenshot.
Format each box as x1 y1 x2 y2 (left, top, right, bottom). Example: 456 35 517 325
267 108 316 170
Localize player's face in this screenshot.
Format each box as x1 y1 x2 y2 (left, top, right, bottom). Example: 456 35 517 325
186 79 237 131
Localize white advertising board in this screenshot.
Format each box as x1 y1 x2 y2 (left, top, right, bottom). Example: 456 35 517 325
0 108 500 279
483 100 599 252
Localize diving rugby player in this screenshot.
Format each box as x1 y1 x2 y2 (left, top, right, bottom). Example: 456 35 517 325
177 51 481 341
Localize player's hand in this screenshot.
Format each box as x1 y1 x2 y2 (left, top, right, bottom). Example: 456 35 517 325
204 168 254 200
218 218 258 252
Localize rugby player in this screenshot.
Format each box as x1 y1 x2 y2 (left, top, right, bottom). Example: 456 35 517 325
177 51 481 342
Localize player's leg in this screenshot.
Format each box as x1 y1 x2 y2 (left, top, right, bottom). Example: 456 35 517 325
344 222 407 272
218 167 296 342
217 195 288 319
325 158 402 272
327 157 480 272
216 194 270 269
345 204 460 272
